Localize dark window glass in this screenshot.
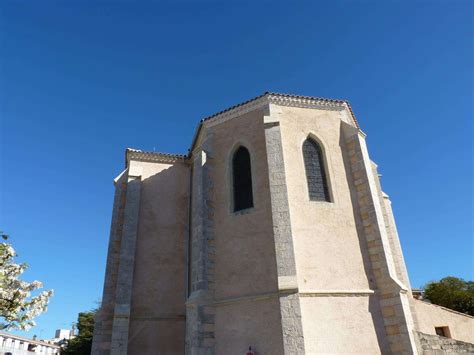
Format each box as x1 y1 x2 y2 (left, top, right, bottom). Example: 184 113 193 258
303 138 330 201
232 146 254 211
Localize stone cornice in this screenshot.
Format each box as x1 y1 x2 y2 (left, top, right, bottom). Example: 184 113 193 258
202 92 359 129
299 289 375 297
126 92 361 161
203 95 268 128
126 148 187 166
186 289 376 308
267 92 348 111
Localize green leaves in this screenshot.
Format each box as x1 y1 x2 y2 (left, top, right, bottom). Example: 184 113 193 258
61 310 96 355
424 276 474 316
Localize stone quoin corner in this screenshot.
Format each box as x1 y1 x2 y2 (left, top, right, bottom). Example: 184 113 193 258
91 93 474 354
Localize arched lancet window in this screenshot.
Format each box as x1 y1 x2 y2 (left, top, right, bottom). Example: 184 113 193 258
303 137 330 202
232 146 254 212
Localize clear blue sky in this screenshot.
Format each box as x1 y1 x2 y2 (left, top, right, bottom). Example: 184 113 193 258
1 1 472 339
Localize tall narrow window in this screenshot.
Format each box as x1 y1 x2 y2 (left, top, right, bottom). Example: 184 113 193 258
232 146 254 211
303 138 330 202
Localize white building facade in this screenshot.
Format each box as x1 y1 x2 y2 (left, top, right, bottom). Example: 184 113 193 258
0 332 60 355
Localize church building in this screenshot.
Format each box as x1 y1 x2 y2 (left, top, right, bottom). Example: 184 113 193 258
91 92 473 354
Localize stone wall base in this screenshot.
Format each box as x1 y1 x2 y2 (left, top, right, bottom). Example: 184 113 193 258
415 331 474 354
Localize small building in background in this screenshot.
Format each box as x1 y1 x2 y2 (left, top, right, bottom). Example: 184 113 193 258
412 288 424 300
54 329 73 341
0 332 60 354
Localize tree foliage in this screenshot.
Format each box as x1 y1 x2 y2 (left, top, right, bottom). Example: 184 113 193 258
0 232 53 330
424 276 474 316
61 310 95 355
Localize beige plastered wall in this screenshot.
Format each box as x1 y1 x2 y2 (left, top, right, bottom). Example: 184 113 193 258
277 105 386 353
412 299 474 343
208 108 285 355
127 160 189 354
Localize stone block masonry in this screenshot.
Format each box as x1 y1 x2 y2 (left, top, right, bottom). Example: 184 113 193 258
416 332 474 354
344 127 418 354
92 93 474 354
264 122 305 354
110 175 142 355
186 130 216 355
92 171 128 355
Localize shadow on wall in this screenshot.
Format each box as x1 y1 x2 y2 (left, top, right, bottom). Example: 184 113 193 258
339 124 390 354
128 162 190 354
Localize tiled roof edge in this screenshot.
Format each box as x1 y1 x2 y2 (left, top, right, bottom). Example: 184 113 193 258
200 92 359 127
125 148 187 167
124 92 361 162
188 92 360 156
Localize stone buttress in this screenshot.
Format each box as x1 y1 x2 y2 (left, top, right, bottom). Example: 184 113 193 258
342 123 418 354
185 128 216 355
92 92 473 354
92 166 142 355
